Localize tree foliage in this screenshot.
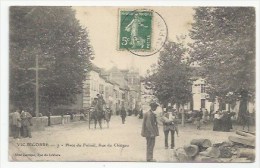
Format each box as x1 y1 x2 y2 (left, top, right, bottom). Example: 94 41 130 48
145 41 192 108
189 7 255 121
10 7 93 115
189 7 255 103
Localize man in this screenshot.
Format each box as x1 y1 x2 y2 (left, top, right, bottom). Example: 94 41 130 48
120 105 127 124
141 102 159 162
97 94 106 120
161 108 178 149
9 111 15 137
92 97 103 129
21 110 33 138
139 108 143 119
11 109 21 139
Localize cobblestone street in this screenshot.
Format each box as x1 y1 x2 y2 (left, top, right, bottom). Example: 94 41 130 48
9 115 243 162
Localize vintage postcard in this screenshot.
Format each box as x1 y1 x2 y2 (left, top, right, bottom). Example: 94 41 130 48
5 5 257 164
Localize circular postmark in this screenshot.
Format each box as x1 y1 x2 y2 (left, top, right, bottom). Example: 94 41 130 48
119 9 168 57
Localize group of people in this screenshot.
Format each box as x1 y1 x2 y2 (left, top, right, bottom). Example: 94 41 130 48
141 102 179 162
119 106 144 124
213 110 234 132
91 93 145 127
9 109 33 139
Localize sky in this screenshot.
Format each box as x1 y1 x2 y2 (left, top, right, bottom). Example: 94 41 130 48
73 7 194 75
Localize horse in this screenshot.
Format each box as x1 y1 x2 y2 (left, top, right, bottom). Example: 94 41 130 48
103 108 112 128
89 107 103 129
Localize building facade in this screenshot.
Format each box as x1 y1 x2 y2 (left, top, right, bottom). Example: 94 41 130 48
82 65 141 115
192 77 211 111
191 77 255 118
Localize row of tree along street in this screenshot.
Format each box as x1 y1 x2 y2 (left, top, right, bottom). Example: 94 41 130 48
10 7 93 116
144 7 255 127
9 7 255 129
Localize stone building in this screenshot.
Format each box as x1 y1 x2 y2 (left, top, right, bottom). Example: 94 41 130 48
81 65 141 114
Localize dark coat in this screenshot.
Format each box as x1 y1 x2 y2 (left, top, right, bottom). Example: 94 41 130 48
141 110 159 137
21 111 32 126
121 108 127 118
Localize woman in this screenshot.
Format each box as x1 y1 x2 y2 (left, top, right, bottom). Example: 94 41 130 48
213 111 222 131
220 111 232 132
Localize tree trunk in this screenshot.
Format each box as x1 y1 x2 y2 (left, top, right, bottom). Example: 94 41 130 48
218 98 223 111
194 155 221 162
199 147 220 158
236 130 255 137
180 104 185 126
238 89 248 124
237 148 255 161
190 97 194 110
228 135 255 147
174 147 193 162
230 157 252 163
183 145 199 157
176 103 180 113
229 129 255 147
219 146 233 158
240 130 255 136
190 139 212 150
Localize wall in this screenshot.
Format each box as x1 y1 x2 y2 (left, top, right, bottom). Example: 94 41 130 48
30 114 83 132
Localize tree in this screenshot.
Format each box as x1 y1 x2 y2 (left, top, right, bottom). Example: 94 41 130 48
145 41 193 125
189 7 255 122
10 7 93 115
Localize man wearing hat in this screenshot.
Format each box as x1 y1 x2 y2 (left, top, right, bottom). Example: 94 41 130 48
161 107 178 149
141 101 159 162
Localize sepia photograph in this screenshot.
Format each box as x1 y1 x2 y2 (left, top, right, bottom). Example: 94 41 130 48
1 1 258 165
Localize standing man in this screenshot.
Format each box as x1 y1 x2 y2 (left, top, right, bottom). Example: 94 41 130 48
141 102 159 162
11 109 21 139
161 108 178 149
9 111 15 137
139 108 143 119
97 94 106 120
120 105 127 124
21 109 33 138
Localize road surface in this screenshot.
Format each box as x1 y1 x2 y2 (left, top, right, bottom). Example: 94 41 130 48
9 115 238 162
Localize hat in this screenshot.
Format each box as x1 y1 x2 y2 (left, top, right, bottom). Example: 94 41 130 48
150 102 159 107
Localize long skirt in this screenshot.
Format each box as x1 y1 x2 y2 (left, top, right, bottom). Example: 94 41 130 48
213 119 221 131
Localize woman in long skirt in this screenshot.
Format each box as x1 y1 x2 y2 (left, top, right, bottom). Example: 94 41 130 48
213 111 222 131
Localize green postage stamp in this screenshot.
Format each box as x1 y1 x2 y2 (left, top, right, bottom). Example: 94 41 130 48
119 10 152 50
